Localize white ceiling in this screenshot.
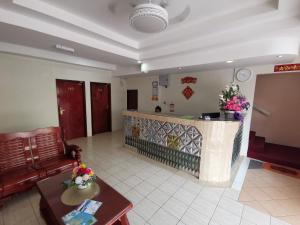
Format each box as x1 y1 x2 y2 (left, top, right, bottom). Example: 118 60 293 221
39 0 269 41
0 0 299 74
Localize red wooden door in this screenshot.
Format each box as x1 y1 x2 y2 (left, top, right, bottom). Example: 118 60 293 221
127 90 138 110
91 82 111 135
56 80 87 140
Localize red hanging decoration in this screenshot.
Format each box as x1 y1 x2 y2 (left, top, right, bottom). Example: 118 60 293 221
182 86 194 100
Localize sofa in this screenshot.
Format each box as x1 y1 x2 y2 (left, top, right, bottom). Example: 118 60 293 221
0 127 81 200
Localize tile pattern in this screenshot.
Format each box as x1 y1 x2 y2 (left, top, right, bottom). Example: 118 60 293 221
239 168 300 225
124 116 202 156
232 122 243 165
0 131 291 225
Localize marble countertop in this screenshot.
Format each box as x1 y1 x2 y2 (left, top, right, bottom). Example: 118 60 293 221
123 110 239 123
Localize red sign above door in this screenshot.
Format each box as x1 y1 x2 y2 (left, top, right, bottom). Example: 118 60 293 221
274 64 300 72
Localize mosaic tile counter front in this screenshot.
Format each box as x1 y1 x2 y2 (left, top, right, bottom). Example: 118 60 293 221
123 111 240 184
124 115 202 177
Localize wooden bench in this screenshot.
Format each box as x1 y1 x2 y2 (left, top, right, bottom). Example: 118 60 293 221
0 127 81 202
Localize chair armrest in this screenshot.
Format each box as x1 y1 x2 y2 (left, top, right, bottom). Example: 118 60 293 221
65 143 82 163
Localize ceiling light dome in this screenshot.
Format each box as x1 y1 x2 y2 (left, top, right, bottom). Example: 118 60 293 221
130 3 168 33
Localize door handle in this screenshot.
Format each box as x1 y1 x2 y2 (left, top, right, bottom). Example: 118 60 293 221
60 107 65 115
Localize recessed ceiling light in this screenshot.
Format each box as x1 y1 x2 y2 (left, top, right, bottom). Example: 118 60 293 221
276 55 283 58
137 60 142 64
226 60 234 63
141 63 149 73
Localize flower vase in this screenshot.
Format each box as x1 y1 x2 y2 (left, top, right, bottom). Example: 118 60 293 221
224 110 236 120
77 183 89 190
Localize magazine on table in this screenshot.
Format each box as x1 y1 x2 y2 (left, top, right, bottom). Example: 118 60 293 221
62 199 102 225
62 210 97 225
77 199 102 215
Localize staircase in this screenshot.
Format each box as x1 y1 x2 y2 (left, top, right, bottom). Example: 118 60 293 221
248 131 300 170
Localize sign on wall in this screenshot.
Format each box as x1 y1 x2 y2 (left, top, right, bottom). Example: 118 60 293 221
274 64 300 72
181 76 197 84
152 81 158 101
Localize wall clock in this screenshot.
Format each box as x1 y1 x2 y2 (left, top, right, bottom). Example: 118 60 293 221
236 68 253 82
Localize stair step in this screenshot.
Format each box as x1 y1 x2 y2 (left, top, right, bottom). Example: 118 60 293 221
250 131 256 137
254 136 265 152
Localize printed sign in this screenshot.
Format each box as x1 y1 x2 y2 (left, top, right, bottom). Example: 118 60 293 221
181 76 197 84
274 64 300 72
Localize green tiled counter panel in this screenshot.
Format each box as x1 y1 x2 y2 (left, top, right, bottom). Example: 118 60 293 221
125 136 200 177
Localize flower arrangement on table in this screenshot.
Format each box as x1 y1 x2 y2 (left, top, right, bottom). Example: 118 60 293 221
71 163 96 190
219 83 250 121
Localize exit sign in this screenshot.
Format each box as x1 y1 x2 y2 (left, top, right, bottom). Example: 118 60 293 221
274 63 300 72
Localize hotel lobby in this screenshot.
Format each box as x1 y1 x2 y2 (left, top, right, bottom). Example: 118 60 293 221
0 0 300 225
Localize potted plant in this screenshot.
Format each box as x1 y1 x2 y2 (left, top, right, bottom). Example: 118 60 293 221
71 163 96 190
219 83 250 121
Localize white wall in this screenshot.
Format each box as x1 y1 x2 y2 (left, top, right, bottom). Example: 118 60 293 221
0 53 125 135
125 75 162 112
125 57 300 156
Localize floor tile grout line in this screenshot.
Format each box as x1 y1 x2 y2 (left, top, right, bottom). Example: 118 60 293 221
28 193 43 225
124 167 175 223
239 205 246 225
207 188 226 225
144 178 186 224
175 181 204 224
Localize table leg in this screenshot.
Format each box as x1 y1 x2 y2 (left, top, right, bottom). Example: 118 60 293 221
120 214 130 225
39 197 60 225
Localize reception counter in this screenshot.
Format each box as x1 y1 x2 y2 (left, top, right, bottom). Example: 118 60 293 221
122 111 241 184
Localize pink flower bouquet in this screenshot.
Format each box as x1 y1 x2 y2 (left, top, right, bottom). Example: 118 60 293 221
219 83 250 120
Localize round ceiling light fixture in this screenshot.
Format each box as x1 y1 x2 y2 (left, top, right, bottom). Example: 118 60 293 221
130 3 168 33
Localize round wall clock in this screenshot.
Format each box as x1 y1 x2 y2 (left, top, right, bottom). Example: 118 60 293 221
236 68 253 82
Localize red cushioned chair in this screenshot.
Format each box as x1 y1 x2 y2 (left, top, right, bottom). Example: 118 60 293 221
0 127 81 202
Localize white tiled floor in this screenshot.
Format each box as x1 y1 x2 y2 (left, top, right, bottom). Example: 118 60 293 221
239 167 300 225
0 131 292 225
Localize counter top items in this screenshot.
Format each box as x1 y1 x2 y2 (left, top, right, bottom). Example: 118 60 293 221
201 112 220 119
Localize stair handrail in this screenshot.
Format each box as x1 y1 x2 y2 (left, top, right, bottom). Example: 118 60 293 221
253 105 271 117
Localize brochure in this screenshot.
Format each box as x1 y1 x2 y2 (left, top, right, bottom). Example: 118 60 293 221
62 210 97 225
62 199 102 225
77 199 102 215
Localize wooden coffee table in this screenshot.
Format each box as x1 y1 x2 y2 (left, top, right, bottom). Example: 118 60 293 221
36 172 133 225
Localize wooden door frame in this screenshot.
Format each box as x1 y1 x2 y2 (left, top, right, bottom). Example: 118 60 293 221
55 79 88 138
90 82 112 135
